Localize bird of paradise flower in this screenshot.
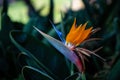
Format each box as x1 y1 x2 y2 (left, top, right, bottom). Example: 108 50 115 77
34 18 105 78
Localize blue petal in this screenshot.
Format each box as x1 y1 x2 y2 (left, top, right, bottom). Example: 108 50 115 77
49 20 65 43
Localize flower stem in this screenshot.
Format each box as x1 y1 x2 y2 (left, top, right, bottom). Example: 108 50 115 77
70 62 74 75
81 72 86 80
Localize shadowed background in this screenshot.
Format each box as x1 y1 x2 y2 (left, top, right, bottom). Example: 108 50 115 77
0 0 120 80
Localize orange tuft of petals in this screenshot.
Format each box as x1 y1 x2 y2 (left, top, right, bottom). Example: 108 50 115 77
66 19 93 46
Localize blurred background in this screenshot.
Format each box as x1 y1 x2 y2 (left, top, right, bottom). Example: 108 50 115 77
0 0 120 80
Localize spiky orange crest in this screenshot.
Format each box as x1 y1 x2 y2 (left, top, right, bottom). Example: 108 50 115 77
66 18 93 47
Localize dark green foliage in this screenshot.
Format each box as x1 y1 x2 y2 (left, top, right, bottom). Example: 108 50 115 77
107 59 120 80
0 0 120 80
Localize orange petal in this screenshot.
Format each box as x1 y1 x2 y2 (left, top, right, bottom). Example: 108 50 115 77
73 24 86 45
66 24 82 44
69 18 76 34
76 27 93 46
66 18 76 42
81 22 88 28
74 22 88 45
66 21 92 46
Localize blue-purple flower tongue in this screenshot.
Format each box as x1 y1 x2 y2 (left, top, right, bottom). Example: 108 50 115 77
49 20 65 43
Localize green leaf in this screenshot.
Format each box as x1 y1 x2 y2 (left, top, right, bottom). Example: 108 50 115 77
64 73 81 80
22 66 54 80
107 59 120 80
9 30 69 79
0 13 13 46
9 30 59 79
17 52 40 69
14 74 24 80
